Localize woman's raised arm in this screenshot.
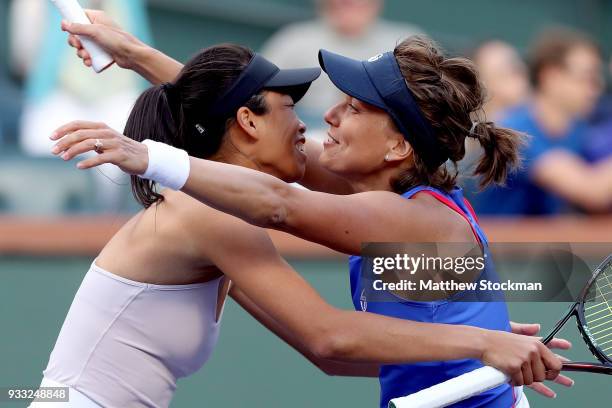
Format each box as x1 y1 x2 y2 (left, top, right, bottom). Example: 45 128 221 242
62 9 183 84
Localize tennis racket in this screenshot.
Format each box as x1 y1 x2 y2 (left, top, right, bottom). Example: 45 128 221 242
50 0 114 73
389 254 612 408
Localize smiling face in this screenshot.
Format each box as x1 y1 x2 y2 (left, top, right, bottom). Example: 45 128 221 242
319 94 409 179
248 91 307 182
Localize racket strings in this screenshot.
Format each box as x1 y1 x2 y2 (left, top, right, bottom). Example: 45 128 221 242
584 263 612 357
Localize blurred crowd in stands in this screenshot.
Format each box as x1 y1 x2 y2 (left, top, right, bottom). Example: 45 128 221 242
0 0 610 216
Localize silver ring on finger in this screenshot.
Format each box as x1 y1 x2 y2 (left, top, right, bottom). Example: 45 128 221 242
94 139 104 154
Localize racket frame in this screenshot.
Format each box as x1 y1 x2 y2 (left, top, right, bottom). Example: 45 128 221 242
542 254 612 373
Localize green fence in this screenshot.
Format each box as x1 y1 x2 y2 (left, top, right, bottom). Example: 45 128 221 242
0 257 609 407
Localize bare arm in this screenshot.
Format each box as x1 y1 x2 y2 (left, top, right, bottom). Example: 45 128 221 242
230 285 379 377
129 46 184 85
532 150 612 212
204 212 561 386
62 9 183 84
206 215 485 365
180 157 424 255
51 123 449 255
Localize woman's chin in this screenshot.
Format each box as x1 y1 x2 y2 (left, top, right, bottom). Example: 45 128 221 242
318 155 342 176
318 151 332 168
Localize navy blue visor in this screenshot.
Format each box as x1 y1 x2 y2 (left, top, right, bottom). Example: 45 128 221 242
209 54 320 118
318 49 448 169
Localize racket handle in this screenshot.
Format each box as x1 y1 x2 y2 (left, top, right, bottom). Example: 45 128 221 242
388 366 509 408
561 362 612 374
50 0 114 73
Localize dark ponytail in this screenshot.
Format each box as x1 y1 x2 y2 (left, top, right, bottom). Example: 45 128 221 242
123 44 269 208
391 36 525 193
123 86 175 207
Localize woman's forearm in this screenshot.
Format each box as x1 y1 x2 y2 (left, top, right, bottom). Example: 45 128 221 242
131 45 184 85
182 158 293 228
231 275 485 366
319 310 486 364
230 285 379 377
62 11 184 85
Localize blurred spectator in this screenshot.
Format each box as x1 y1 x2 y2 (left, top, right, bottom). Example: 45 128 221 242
0 68 22 149
261 0 422 127
460 40 530 178
471 40 530 121
584 55 612 163
8 0 48 81
0 0 25 149
474 27 612 215
12 0 152 211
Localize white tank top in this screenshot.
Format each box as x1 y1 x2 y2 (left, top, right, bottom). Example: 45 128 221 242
43 261 225 407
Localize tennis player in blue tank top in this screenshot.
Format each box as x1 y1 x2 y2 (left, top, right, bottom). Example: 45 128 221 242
54 35 570 407
348 185 516 407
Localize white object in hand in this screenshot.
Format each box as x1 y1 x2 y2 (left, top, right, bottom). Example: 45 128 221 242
388 366 509 408
50 0 114 73
141 140 190 191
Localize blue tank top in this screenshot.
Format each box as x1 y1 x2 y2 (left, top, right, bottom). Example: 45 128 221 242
348 186 517 408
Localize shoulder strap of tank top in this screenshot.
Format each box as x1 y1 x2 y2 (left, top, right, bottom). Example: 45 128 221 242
462 196 480 224
402 186 483 246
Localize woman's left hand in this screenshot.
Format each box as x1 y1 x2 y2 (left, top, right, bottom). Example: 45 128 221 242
510 321 574 398
50 121 149 175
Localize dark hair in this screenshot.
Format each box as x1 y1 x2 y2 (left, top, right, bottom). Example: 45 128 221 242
124 44 269 208
528 27 600 89
390 36 525 193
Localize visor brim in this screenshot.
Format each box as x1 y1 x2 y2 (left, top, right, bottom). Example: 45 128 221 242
265 67 321 103
318 49 386 109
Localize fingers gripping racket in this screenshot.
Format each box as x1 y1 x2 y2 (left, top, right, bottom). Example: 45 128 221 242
389 254 612 408
50 0 114 73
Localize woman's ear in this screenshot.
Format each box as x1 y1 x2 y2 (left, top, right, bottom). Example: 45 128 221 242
385 137 413 162
235 106 259 140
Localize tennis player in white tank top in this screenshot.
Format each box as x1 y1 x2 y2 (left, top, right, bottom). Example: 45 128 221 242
35 262 226 408
38 13 570 407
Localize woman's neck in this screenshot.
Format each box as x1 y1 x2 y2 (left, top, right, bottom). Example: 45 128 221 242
209 141 262 172
346 168 397 193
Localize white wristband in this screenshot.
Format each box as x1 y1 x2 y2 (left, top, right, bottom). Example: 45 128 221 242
140 139 190 190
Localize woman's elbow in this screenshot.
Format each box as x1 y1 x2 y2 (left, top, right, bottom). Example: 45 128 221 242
264 202 288 228
308 329 357 361
313 359 339 376
259 184 292 228
578 190 612 213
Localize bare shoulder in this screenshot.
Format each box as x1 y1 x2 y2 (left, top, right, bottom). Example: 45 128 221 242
283 188 439 252
353 190 473 242
167 193 285 277
405 192 477 242
167 190 276 253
